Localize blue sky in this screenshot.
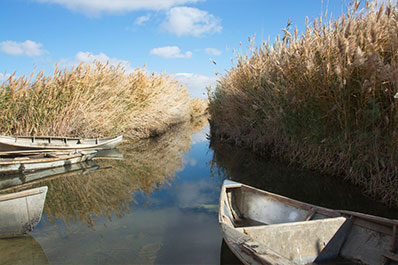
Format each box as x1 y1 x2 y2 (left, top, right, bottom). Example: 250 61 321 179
0 0 352 98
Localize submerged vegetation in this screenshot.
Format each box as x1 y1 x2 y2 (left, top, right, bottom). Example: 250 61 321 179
209 1 398 206
0 62 207 139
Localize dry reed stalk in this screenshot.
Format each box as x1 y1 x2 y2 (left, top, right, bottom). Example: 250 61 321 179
0 62 201 139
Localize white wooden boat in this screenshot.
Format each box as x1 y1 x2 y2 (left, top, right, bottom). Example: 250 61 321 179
0 150 97 175
219 180 398 265
0 135 122 151
0 186 48 237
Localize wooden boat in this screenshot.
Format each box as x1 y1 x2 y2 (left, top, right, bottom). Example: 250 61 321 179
0 135 122 151
0 186 48 237
0 150 97 175
219 180 398 265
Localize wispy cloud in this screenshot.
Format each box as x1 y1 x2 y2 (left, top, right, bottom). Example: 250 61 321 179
135 15 151 25
34 0 200 17
150 46 192 59
205 48 221 56
59 51 134 72
0 40 45 57
173 73 216 98
161 7 222 37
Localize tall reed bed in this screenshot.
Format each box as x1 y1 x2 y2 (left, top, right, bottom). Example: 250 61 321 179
209 1 398 206
0 62 205 139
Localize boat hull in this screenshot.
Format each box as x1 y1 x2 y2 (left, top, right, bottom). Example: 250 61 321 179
0 186 48 237
0 135 122 151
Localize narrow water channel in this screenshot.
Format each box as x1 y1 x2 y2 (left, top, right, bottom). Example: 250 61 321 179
1 119 397 265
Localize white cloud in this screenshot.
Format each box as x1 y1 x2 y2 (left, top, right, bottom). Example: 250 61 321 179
0 40 45 57
135 15 150 25
150 46 192 59
0 73 11 83
175 180 216 209
34 0 199 16
161 7 222 37
173 73 216 98
205 48 221 56
191 125 209 144
60 51 134 72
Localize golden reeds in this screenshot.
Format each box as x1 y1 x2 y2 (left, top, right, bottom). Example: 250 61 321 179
209 1 398 207
0 62 206 139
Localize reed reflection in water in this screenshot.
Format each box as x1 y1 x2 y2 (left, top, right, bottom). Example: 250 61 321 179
2 117 208 229
209 140 398 219
1 117 227 265
2 117 394 264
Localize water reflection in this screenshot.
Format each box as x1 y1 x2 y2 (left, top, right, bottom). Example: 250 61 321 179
0 117 226 265
25 118 223 265
0 161 100 192
0 235 49 265
2 116 394 265
209 140 398 219
220 240 243 265
1 117 209 229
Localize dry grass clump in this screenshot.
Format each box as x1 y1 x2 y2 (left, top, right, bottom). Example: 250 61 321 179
209 1 398 207
0 62 196 139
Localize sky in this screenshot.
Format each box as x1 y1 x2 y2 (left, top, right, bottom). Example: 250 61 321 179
0 0 359 98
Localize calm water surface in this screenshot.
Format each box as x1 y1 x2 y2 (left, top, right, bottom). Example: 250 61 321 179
1 120 398 265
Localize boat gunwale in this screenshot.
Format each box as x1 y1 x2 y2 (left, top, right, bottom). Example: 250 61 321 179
0 186 47 202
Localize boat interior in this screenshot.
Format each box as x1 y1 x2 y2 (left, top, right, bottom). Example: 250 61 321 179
221 185 398 265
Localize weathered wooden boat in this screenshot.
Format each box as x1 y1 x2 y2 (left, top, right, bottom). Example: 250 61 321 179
219 180 398 265
0 150 97 175
0 135 122 151
0 186 48 237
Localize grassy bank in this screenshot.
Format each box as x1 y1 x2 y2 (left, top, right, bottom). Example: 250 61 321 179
209 1 398 207
0 62 207 139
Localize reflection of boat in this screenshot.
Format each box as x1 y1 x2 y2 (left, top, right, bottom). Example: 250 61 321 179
0 150 97 175
93 148 124 160
219 180 398 265
0 186 48 237
0 161 100 191
0 135 122 151
0 235 49 265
